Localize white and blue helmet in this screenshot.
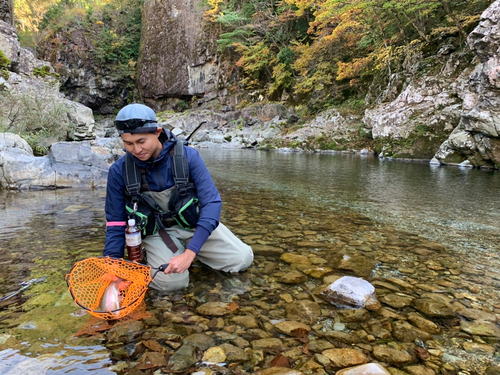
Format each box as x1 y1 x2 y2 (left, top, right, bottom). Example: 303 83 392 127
115 103 159 135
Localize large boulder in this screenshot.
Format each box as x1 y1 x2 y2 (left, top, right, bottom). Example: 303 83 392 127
0 133 115 189
321 276 381 311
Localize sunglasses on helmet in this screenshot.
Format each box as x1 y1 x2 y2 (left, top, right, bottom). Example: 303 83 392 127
114 119 157 131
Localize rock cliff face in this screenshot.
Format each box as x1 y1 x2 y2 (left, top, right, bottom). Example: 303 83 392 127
0 0 13 25
362 3 500 169
362 50 471 160
36 26 133 115
0 20 95 140
137 0 220 110
432 2 500 169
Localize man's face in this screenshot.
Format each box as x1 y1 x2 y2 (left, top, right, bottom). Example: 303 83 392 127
121 128 162 161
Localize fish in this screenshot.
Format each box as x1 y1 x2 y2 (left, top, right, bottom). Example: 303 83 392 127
99 275 131 313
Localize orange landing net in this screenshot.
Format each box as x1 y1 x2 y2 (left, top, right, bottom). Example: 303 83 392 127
66 256 153 320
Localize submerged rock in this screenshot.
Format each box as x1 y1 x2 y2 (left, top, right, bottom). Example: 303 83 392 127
321 276 381 310
335 363 391 375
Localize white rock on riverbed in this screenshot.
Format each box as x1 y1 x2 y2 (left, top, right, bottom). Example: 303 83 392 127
321 276 381 310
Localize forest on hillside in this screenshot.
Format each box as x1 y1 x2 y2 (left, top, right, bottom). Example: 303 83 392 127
13 0 493 114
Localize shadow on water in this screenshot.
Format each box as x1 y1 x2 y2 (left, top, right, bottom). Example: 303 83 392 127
0 149 499 373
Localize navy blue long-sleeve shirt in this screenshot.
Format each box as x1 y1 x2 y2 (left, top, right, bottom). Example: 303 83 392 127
103 130 221 258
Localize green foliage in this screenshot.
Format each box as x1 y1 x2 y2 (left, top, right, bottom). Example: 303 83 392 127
33 65 59 79
0 90 75 156
91 0 143 66
0 49 10 71
0 50 10 80
0 49 10 68
15 0 142 78
203 0 490 110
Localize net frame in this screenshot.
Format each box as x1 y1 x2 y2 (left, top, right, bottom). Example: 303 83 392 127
66 256 153 320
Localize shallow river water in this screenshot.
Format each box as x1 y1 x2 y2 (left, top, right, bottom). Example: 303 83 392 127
0 149 499 375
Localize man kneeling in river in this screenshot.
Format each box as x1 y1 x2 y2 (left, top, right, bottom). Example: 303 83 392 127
103 103 254 291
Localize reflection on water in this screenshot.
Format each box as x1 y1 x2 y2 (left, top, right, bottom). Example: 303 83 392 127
204 149 500 254
0 346 114 375
0 149 499 373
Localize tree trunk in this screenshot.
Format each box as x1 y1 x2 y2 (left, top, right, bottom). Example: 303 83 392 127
439 0 467 42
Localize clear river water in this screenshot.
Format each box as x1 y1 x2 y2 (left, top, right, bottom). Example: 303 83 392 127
0 149 499 374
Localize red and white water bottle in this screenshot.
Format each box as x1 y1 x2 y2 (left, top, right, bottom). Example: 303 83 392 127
125 218 143 262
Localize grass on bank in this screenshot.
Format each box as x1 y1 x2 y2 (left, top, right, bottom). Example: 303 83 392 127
0 90 75 156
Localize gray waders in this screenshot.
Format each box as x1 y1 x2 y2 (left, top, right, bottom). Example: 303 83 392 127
142 189 254 292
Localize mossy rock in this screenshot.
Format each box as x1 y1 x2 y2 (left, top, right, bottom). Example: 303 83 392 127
0 49 10 70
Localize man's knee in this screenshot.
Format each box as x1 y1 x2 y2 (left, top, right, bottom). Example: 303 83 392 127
236 244 254 272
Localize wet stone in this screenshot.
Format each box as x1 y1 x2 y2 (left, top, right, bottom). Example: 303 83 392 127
252 244 284 256
485 365 500 375
412 297 455 318
298 358 327 374
136 351 168 369
392 320 433 342
297 240 328 248
183 333 216 350
379 293 414 308
323 275 343 284
281 253 311 265
371 280 401 292
274 320 311 336
457 308 499 322
336 308 370 323
202 346 226 364
308 339 335 353
278 270 308 284
322 331 361 344
302 266 334 279
460 320 500 337
285 299 321 325
167 344 199 371
275 230 301 239
334 253 376 277
196 302 233 316
106 320 145 344
231 315 260 329
322 348 368 367
407 312 440 334
385 277 414 290
251 338 284 350
321 276 380 311
372 345 415 365
259 367 304 375
462 341 496 355
404 364 436 375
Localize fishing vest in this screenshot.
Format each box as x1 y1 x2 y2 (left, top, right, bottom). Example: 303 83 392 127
124 138 200 251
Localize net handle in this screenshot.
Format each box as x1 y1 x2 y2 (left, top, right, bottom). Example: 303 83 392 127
152 263 169 279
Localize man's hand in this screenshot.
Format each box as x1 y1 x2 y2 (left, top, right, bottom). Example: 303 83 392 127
164 249 196 274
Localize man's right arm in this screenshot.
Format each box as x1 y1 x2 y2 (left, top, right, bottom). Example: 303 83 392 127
104 162 127 258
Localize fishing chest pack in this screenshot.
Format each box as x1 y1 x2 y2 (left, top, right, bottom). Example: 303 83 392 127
123 135 200 243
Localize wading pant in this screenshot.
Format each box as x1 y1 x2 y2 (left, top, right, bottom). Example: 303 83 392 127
142 190 254 292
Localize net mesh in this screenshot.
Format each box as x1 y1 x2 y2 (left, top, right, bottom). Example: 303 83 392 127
66 257 152 320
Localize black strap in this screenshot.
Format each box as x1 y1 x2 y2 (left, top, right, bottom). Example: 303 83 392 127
125 153 142 201
171 141 190 195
